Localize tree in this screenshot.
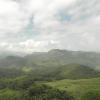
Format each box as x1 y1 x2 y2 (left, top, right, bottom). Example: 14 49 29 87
23 84 74 100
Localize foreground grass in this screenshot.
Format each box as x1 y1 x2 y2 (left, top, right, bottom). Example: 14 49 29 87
0 89 22 100
0 77 100 100
46 77 100 100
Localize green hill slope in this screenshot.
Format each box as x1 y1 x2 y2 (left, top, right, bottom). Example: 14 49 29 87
0 49 100 70
52 64 100 79
28 64 100 80
46 77 100 100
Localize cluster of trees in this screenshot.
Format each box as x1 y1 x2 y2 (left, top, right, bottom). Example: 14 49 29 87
23 84 74 100
0 83 74 100
0 76 74 100
0 73 100 100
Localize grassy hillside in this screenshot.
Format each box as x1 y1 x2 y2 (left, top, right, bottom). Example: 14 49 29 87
0 69 99 100
0 89 22 100
0 80 74 100
0 63 99 80
46 77 100 100
48 64 100 79
27 64 100 80
0 49 99 100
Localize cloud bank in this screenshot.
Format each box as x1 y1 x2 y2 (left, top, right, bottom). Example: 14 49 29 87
0 0 100 53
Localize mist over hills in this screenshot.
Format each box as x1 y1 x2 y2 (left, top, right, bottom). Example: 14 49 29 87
0 49 100 100
0 49 100 80
0 49 100 68
0 51 26 59
25 49 100 67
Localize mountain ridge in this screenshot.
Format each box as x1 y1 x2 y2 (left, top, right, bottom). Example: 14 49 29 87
0 49 100 68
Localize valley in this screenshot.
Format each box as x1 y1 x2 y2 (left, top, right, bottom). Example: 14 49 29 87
0 49 100 100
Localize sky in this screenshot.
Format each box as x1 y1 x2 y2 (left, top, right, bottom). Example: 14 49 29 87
0 0 100 53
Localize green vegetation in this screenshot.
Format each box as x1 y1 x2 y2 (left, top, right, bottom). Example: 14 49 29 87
0 68 24 78
23 84 73 100
0 76 100 100
0 49 99 100
80 90 100 100
46 78 100 100
0 89 22 100
41 64 100 79
0 83 73 100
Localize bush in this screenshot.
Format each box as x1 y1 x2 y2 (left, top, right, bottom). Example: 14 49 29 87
81 90 100 100
23 84 74 100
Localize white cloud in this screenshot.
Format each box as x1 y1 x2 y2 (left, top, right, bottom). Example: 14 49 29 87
0 39 59 53
0 0 100 53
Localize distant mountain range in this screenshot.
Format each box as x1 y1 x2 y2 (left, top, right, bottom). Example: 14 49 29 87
0 49 100 68
0 49 100 79
25 49 100 67
0 51 26 59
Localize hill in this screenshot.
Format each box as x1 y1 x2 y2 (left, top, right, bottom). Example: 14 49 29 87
28 64 100 80
0 49 100 80
48 64 100 79
46 77 100 100
0 56 26 68
26 49 100 68
0 49 100 69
